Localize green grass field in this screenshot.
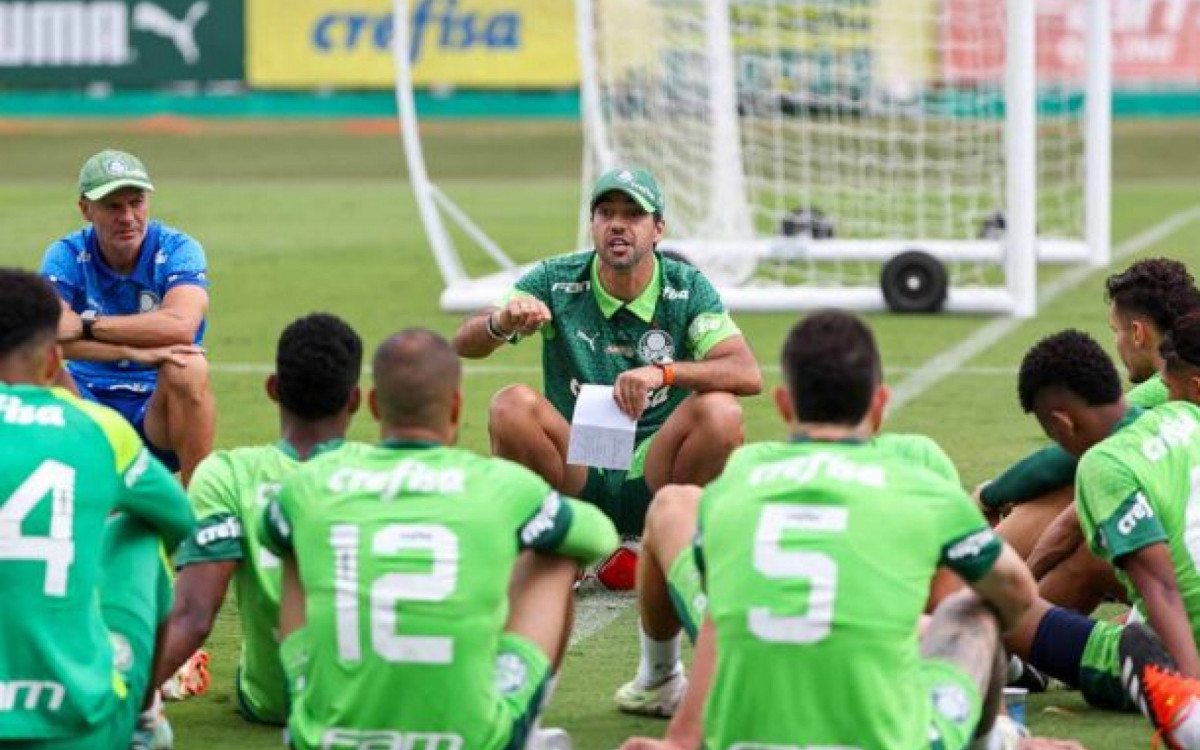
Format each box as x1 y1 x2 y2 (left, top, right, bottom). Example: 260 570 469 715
3 117 1200 749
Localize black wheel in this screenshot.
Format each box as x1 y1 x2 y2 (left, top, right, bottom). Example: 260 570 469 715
880 250 948 313
780 206 835 239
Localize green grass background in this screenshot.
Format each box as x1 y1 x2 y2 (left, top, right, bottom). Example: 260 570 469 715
3 117 1200 749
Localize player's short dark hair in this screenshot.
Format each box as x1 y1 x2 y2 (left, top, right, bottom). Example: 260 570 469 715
1161 311 1200 372
1017 329 1122 413
275 313 363 420
1105 258 1200 333
0 268 62 358
781 310 881 425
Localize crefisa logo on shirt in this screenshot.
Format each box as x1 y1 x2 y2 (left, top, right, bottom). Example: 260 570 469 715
138 290 161 312
637 329 674 364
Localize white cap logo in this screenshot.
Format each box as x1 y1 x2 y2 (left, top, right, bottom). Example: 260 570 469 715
618 170 635 183
106 159 128 175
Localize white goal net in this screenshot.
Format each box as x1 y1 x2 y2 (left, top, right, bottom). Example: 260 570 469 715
576 0 1110 314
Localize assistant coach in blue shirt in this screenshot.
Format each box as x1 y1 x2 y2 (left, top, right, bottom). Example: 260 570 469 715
40 149 215 485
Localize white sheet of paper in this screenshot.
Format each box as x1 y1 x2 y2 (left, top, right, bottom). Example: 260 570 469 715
567 385 637 470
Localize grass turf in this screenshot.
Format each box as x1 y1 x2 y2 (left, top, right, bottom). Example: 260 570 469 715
2 118 1200 749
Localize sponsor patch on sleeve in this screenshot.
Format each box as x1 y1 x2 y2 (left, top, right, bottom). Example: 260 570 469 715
175 512 245 568
1095 491 1167 560
518 491 574 551
940 527 1002 582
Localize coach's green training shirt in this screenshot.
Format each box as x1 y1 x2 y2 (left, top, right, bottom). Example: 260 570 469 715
697 438 1000 749
506 250 739 440
0 385 193 739
260 441 619 750
1078 402 1200 642
175 439 353 723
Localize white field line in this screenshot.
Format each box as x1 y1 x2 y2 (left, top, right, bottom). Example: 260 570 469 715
887 203 1200 414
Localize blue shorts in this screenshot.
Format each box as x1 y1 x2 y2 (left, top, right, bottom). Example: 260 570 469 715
74 379 180 472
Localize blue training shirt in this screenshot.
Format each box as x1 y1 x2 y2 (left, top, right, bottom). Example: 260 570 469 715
40 220 209 392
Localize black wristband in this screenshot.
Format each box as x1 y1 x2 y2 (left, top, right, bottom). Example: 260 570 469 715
486 313 516 343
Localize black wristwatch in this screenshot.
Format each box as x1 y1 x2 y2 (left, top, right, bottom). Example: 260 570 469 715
80 309 99 340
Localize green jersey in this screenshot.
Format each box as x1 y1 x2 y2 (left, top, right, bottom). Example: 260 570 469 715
1077 402 1200 641
982 372 1170 508
261 441 618 750
697 439 1001 750
874 432 961 485
506 250 739 440
175 439 351 723
0 385 193 740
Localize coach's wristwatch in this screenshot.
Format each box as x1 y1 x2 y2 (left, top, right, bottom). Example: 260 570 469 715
80 309 99 340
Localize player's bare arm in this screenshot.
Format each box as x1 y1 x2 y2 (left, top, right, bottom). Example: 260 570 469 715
278 552 308 640
1123 543 1200 678
153 561 239 689
453 295 552 358
83 285 209 348
612 336 761 418
1026 502 1085 579
963 543 1037 632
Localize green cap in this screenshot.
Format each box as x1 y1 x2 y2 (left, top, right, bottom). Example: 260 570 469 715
590 167 666 215
78 149 154 200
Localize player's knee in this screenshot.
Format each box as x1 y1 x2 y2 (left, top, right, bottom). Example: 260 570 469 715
645 485 699 545
691 392 744 443
158 354 210 400
489 385 541 434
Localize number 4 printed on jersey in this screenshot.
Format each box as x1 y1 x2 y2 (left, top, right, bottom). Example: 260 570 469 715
0 460 75 597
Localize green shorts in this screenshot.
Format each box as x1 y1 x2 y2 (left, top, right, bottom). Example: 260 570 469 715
494 633 553 750
280 632 551 750
666 548 706 643
924 659 984 750
581 434 656 535
13 516 170 749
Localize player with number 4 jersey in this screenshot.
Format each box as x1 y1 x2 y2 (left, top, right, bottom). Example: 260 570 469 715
0 268 194 747
262 329 619 750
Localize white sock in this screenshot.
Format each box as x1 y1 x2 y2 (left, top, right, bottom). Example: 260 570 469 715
635 623 682 687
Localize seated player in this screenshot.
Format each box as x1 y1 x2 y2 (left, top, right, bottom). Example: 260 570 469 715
260 329 620 750
453 167 761 536
152 313 363 724
980 259 1200 612
40 149 215 484
995 328 1200 745
0 268 195 748
614 426 964 716
620 310 1068 750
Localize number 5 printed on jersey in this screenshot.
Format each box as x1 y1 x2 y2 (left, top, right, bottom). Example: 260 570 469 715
750 504 847 644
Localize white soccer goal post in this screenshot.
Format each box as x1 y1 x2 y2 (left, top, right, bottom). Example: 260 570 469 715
395 0 1111 317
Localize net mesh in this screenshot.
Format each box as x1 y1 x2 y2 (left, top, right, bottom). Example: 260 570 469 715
582 0 1087 290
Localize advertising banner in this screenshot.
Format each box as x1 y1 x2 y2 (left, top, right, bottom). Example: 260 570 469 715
0 0 244 86
248 0 579 89
945 0 1200 86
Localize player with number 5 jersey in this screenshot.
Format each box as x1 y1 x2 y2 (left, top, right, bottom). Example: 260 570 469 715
261 329 619 750
623 311 1039 750
0 268 194 747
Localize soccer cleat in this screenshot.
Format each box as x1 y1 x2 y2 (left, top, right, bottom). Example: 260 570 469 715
1006 656 1049 693
1144 665 1200 750
614 670 688 718
1119 623 1177 718
129 697 174 750
160 648 211 702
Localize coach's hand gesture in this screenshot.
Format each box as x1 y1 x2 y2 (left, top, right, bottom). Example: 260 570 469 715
496 296 552 336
